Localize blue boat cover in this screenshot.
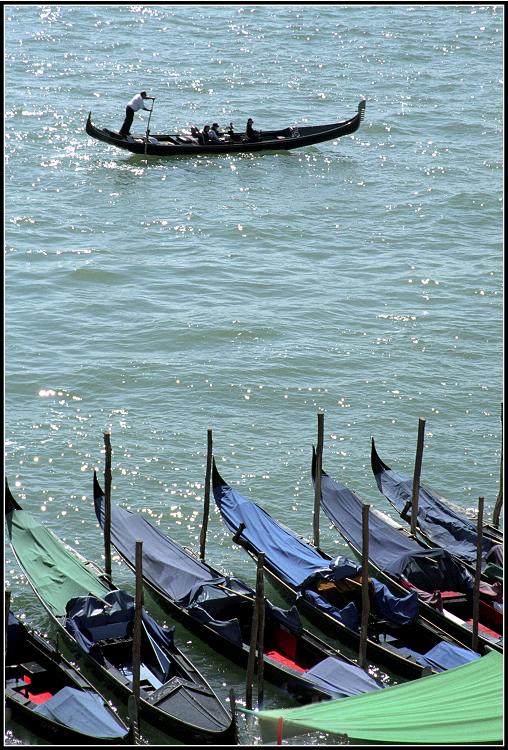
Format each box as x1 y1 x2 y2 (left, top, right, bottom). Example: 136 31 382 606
7 612 126 740
94 484 306 645
415 641 481 672
213 475 336 588
65 587 175 685
213 472 419 626
372 454 493 565
34 686 127 739
301 556 420 626
304 657 383 698
319 472 473 594
94 489 252 604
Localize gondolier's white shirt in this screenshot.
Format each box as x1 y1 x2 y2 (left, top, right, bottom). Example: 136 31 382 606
127 93 146 111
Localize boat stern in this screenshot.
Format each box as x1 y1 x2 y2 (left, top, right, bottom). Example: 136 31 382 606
147 677 235 744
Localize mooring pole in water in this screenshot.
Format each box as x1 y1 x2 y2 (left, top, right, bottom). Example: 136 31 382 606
276 716 284 745
256 554 266 709
103 431 112 581
493 403 503 528
411 418 426 537
199 428 213 561
130 540 143 742
472 497 484 653
359 503 371 669
229 688 239 745
246 552 265 710
313 411 324 548
5 590 11 655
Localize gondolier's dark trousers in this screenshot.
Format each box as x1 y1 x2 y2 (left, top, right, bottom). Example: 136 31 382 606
119 106 134 136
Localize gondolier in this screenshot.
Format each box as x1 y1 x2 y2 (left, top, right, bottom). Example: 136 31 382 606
119 90 154 136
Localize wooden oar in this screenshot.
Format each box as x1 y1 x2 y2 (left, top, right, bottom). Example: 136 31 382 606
144 98 155 157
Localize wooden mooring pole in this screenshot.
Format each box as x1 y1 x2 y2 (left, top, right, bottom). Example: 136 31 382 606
313 412 324 548
5 590 11 655
256 554 266 709
411 418 426 536
359 503 371 669
246 552 265 710
103 431 112 581
199 428 213 561
229 688 239 745
472 497 484 653
492 403 503 528
129 540 143 743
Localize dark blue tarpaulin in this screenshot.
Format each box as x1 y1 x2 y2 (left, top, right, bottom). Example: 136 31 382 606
372 454 493 565
319 472 473 594
415 641 480 672
94 483 308 644
213 473 419 625
34 687 128 739
212 476 335 588
65 588 175 686
303 656 384 698
94 491 228 605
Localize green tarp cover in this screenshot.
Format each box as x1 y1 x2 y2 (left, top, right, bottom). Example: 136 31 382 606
6 509 109 617
249 651 503 744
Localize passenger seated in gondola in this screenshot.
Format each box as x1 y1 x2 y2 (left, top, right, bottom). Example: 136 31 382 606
206 124 221 143
192 125 206 145
246 117 260 142
210 123 223 141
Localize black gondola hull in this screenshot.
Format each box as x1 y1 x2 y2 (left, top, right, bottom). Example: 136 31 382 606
85 100 365 157
6 613 129 745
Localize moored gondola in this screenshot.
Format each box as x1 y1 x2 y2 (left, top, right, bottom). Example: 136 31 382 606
5 480 235 745
211 461 480 680
5 610 129 744
85 99 365 157
92 471 386 705
313 450 502 655
370 439 503 578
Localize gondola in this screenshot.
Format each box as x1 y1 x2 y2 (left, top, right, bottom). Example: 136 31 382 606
313 451 502 655
92 472 385 705
5 481 235 745
211 461 479 680
370 439 503 578
5 610 129 744
85 99 365 157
